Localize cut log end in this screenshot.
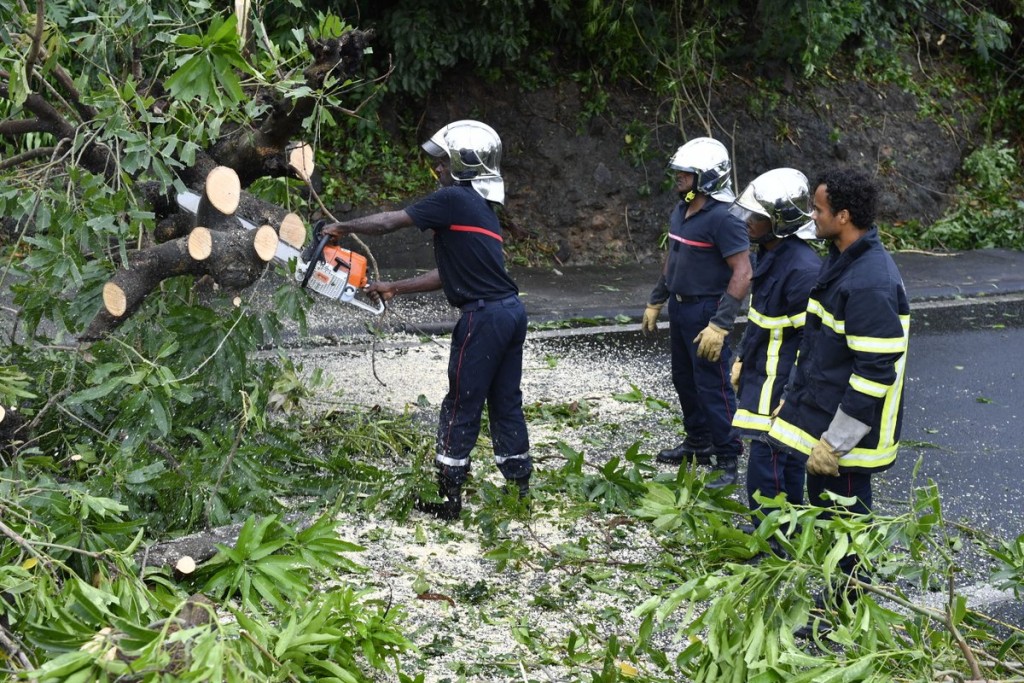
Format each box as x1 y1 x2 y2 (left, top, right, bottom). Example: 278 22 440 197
188 227 213 261
253 225 279 262
289 143 315 183
175 555 197 576
206 166 241 215
279 213 305 249
103 282 128 318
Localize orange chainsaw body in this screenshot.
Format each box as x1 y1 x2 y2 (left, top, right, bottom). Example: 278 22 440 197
312 245 368 290
295 244 384 314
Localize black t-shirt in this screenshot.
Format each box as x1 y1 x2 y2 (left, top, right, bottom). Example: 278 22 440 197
405 185 519 307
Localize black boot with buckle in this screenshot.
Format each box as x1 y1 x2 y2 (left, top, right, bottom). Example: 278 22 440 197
704 453 738 489
656 436 713 465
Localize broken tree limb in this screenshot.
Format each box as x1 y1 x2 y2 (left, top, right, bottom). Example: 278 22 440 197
188 225 278 268
99 238 204 321
83 226 274 340
195 166 241 230
134 513 313 571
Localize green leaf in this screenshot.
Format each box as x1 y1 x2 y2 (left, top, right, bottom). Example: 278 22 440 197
125 462 166 485
65 377 125 404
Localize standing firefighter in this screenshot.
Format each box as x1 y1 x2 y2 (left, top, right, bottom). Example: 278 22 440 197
768 167 909 591
324 120 531 520
728 168 821 523
642 137 752 488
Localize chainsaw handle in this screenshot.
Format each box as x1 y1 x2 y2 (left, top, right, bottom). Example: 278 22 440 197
300 232 331 290
348 292 386 316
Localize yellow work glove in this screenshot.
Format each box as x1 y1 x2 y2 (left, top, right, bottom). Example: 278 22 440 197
807 437 841 477
730 359 742 393
642 303 663 334
693 323 728 361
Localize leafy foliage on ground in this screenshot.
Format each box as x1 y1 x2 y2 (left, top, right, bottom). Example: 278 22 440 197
6 392 1024 681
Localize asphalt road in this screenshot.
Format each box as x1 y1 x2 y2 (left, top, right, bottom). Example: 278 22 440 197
893 321 1024 540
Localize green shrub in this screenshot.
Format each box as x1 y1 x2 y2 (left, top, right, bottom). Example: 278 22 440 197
919 140 1024 250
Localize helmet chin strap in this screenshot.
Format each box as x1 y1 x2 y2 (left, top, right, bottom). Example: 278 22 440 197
684 190 696 203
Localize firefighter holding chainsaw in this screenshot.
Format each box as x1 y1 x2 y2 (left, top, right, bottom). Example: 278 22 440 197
727 168 821 523
322 120 531 520
642 137 752 489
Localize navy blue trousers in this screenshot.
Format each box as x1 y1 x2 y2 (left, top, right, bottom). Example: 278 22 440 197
807 470 873 577
746 434 805 515
668 296 742 456
435 295 531 486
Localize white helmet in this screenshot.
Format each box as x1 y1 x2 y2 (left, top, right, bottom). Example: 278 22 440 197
422 120 505 205
729 167 815 241
668 137 734 201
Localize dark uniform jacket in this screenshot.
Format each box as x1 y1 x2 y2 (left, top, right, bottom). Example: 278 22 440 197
733 238 821 434
768 228 910 472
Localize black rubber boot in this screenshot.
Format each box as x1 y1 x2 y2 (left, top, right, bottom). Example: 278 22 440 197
504 476 530 499
415 477 463 521
704 454 738 489
656 436 713 465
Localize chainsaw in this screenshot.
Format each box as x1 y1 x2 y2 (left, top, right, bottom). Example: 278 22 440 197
295 221 385 315
175 192 384 315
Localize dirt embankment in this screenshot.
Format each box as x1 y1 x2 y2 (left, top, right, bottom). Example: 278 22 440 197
356 56 977 268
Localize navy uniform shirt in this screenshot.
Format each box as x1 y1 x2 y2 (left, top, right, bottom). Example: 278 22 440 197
405 185 519 308
665 197 749 297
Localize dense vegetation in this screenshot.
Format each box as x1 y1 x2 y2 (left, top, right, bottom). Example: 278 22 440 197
1 1 1024 681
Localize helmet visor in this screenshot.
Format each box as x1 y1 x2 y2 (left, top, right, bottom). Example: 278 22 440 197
421 139 445 157
727 203 767 225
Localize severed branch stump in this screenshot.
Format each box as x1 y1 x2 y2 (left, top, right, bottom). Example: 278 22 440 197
134 513 313 571
81 166 291 341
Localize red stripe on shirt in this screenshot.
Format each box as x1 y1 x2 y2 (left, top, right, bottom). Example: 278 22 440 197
452 224 503 242
668 233 714 248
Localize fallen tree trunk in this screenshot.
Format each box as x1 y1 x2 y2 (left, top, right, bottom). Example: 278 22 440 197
134 512 312 571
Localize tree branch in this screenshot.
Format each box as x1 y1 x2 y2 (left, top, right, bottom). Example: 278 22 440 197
0 146 56 171
0 118 48 137
25 0 45 79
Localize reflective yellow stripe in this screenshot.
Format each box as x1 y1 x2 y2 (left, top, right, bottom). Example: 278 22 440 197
847 333 909 354
768 417 900 469
874 317 911 458
733 409 772 432
806 298 844 334
838 443 898 468
757 327 784 414
850 373 890 398
748 306 792 330
767 418 816 455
